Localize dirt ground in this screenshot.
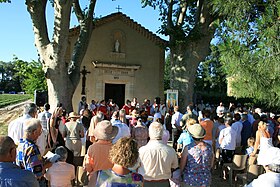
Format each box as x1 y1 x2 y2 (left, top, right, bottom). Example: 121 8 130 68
0 101 235 187
0 101 29 135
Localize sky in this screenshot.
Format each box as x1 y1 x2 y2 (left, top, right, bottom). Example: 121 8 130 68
0 0 165 62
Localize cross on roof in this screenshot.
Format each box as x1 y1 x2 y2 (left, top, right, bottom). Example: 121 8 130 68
116 5 122 12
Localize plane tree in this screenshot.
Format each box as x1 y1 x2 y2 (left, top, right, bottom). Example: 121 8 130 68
142 0 220 109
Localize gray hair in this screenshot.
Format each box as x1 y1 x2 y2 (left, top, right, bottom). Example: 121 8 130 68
24 103 37 116
55 146 68 161
24 118 41 133
149 122 163 140
0 136 15 157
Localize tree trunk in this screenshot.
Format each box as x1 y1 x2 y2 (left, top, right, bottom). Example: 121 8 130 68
25 0 95 112
171 32 214 111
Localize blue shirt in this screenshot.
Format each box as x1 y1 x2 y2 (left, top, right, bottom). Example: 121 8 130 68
16 138 44 178
0 162 39 187
177 130 193 148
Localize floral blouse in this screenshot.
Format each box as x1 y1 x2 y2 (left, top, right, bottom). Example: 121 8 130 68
182 141 212 186
96 169 143 187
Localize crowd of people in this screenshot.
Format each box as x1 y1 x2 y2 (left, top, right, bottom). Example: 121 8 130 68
0 97 280 187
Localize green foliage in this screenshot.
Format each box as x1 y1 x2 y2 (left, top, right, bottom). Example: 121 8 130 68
216 0 280 108
0 0 11 3
0 94 32 108
195 45 227 94
0 60 22 92
13 58 47 94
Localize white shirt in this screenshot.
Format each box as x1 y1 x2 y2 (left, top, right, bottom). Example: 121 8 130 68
45 161 75 187
216 106 225 114
8 114 46 155
138 140 178 180
219 126 237 150
246 172 280 187
171 112 183 129
231 121 243 146
8 114 32 145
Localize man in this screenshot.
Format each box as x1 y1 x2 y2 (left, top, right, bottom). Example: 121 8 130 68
16 119 52 186
199 109 214 146
231 113 243 146
122 99 133 115
78 96 87 114
219 116 237 179
37 103 52 132
247 147 280 186
171 106 183 149
138 122 178 187
8 102 46 155
180 104 198 129
241 113 252 148
8 103 37 145
216 102 225 116
0 136 39 187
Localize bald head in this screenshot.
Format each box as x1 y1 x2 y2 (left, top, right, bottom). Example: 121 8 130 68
0 136 17 162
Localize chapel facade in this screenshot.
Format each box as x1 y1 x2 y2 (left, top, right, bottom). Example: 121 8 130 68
67 12 166 111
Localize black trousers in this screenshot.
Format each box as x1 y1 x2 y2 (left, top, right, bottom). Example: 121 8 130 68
172 128 182 150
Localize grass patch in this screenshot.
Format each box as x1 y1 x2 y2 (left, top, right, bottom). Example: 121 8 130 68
0 94 32 108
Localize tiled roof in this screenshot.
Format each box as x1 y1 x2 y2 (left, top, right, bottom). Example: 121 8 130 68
69 12 167 46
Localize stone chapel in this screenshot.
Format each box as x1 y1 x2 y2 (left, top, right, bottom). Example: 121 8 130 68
67 12 166 111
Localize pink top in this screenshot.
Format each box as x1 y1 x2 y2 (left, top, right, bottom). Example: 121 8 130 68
45 161 75 187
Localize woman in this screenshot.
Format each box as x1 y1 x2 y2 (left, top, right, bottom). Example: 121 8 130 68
251 121 274 165
80 107 92 151
84 120 118 186
62 112 84 156
95 137 143 186
48 105 65 151
45 146 75 187
180 123 214 187
131 119 149 148
47 105 74 164
88 111 104 143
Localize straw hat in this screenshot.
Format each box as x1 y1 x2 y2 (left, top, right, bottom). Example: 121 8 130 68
68 112 80 118
93 120 118 140
187 123 206 139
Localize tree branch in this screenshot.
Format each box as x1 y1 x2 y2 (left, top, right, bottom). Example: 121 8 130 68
87 0 96 20
166 0 174 30
52 0 72 63
176 1 188 27
72 0 84 22
68 0 96 85
195 0 204 25
25 0 50 53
